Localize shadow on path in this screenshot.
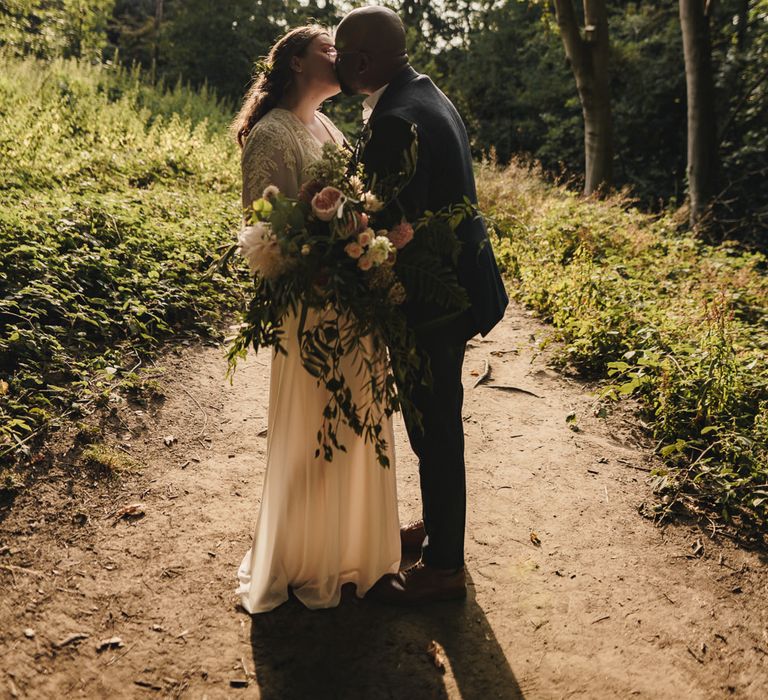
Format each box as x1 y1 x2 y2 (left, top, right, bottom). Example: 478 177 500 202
249 573 525 699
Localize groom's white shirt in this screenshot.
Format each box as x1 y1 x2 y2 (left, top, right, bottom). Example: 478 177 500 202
362 84 389 123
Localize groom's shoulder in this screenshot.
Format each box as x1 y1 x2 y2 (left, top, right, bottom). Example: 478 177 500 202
396 71 442 102
381 73 455 122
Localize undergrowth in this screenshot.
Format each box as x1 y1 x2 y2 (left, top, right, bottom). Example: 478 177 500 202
478 160 768 537
3 54 767 541
0 55 243 484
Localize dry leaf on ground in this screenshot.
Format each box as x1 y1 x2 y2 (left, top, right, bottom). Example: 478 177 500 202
114 503 146 522
426 640 447 673
96 636 124 652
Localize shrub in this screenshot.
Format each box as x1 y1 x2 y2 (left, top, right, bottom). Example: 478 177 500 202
0 55 243 479
479 159 768 534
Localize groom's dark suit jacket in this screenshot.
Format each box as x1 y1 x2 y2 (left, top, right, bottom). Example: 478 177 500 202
359 65 508 342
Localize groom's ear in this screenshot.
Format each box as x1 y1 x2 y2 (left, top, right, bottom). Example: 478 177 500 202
358 52 370 75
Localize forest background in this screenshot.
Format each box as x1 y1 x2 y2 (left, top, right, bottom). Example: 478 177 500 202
3 0 766 238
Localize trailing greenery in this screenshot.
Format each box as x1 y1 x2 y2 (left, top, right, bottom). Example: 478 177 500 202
0 54 242 483
479 161 768 535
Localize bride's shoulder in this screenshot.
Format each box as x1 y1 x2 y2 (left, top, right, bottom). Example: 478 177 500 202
243 109 297 150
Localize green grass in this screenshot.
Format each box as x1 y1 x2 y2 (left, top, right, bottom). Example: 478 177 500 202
0 55 243 482
478 160 768 536
80 443 138 476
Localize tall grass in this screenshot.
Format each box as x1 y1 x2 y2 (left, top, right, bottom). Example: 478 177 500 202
478 160 768 535
0 55 242 482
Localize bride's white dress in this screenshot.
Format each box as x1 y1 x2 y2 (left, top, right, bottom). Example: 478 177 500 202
236 108 401 613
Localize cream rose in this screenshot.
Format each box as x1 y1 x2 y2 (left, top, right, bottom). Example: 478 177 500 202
237 222 290 279
361 191 384 212
262 185 280 201
368 235 395 265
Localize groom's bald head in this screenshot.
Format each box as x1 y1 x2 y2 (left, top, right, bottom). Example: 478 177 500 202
334 6 409 95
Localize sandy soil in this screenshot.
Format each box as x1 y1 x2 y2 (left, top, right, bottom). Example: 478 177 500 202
1 303 767 699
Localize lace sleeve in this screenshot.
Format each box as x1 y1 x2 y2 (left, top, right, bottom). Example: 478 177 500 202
241 113 301 209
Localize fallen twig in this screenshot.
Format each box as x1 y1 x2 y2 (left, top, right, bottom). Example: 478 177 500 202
55 632 89 648
485 384 542 398
182 388 209 439
616 459 652 473
472 359 491 388
105 641 136 667
240 657 251 679
134 680 162 691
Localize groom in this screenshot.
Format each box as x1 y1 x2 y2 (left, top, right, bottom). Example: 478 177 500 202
335 7 508 603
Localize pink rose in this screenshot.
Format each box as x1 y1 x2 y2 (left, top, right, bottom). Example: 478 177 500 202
345 241 363 259
387 221 414 250
357 228 373 247
311 186 346 221
357 254 373 271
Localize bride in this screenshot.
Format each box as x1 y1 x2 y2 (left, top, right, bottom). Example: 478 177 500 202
231 26 401 613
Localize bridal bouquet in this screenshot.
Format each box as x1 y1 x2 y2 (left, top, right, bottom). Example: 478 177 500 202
223 139 473 467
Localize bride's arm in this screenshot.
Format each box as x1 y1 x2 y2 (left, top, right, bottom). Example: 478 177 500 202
241 118 300 208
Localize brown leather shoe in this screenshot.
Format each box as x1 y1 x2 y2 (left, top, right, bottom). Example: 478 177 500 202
400 520 427 553
366 561 467 605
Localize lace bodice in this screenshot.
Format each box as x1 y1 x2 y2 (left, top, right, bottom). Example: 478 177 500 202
241 108 346 208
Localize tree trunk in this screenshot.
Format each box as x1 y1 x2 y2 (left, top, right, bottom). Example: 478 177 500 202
737 0 749 51
553 0 613 195
152 0 164 82
679 0 718 229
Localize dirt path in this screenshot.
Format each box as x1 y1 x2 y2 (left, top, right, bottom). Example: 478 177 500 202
1 304 767 699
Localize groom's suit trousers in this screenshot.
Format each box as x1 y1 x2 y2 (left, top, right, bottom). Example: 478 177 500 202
359 65 508 571
400 336 467 570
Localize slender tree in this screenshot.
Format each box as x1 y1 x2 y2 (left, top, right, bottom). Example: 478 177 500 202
679 0 718 229
151 0 162 81
552 0 613 195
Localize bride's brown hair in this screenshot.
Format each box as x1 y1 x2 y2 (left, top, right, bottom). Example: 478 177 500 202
232 25 329 148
